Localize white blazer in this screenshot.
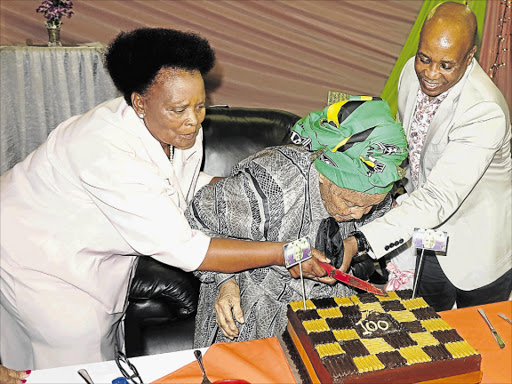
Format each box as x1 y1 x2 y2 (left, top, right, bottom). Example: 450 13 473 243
361 57 511 290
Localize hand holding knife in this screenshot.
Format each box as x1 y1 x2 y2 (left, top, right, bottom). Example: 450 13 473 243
317 260 384 295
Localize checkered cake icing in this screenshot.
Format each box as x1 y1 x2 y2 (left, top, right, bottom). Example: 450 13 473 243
286 289 481 384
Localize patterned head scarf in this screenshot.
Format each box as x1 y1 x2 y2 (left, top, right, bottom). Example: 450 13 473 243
290 96 408 194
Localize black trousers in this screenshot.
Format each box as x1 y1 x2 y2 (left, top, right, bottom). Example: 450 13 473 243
415 251 512 312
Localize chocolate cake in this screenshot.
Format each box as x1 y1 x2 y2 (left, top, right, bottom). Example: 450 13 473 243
285 290 482 384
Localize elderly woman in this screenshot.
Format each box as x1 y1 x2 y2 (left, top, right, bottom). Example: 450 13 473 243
187 97 408 347
0 28 329 370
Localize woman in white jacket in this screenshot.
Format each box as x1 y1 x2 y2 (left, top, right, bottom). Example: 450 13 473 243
0 27 330 370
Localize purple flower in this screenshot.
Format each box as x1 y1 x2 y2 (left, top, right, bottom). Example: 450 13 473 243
36 0 73 27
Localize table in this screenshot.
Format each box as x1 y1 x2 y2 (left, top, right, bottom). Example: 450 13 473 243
26 300 511 384
439 300 512 384
26 347 208 384
0 45 118 175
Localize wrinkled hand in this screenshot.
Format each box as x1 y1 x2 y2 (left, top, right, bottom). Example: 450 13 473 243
340 237 358 273
214 278 244 339
288 248 336 285
0 365 30 384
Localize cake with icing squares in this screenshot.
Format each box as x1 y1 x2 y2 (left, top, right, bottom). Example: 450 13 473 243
285 289 482 384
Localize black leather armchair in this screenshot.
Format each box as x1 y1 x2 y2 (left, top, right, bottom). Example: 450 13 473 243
125 106 301 357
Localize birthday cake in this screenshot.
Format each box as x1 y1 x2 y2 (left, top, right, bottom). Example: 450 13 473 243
285 289 482 384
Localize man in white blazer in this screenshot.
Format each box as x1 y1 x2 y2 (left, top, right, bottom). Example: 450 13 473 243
341 2 511 311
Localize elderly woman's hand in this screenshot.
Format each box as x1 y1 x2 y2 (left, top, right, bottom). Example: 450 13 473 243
288 248 336 285
215 278 244 339
340 237 358 273
0 365 30 384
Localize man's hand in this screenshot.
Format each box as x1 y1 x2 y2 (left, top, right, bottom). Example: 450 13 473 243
340 236 358 272
0 365 30 384
288 248 336 285
214 278 244 339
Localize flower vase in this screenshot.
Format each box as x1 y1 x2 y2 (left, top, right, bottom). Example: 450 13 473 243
46 25 62 47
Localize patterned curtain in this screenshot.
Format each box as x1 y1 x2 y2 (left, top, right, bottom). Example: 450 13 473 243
479 0 512 117
0 0 423 117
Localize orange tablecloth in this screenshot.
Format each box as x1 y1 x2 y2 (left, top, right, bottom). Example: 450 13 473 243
151 337 296 384
440 300 512 384
153 301 511 384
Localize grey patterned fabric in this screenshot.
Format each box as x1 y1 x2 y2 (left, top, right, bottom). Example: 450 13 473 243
186 145 392 348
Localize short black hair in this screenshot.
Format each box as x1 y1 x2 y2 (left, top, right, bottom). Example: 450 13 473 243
105 28 216 105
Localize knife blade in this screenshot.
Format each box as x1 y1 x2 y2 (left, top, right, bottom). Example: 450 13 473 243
317 260 384 295
477 308 506 348
498 313 512 325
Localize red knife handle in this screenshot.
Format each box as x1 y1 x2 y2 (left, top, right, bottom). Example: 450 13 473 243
318 260 335 275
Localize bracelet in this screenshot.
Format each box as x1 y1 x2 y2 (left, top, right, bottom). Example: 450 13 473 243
350 231 371 256
283 237 312 268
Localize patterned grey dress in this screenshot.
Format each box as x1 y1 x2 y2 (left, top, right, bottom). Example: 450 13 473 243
185 145 391 348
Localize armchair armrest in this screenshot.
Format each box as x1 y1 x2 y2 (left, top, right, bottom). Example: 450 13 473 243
125 257 200 357
128 257 200 324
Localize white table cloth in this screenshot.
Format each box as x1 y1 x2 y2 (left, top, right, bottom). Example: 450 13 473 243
26 347 208 384
0 44 118 175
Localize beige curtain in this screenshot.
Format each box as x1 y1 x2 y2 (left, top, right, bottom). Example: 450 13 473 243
0 0 422 117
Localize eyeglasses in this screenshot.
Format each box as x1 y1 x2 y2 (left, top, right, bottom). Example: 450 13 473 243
115 350 144 384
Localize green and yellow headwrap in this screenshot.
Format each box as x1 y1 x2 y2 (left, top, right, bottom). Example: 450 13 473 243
291 96 408 194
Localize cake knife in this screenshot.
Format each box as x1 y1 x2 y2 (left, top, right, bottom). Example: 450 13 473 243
317 260 385 295
477 308 505 348
498 313 512 324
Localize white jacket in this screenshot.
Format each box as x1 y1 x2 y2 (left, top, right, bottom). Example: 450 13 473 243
361 58 511 290
1 97 212 313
